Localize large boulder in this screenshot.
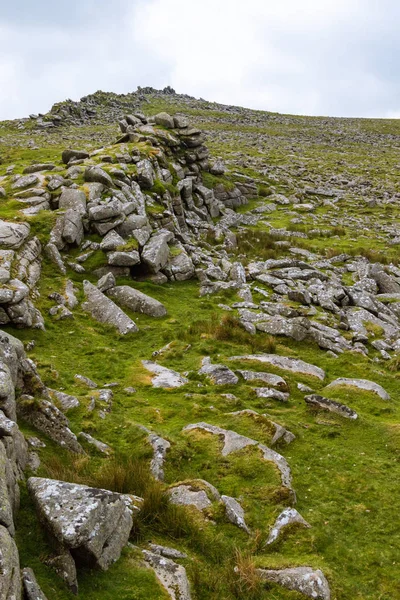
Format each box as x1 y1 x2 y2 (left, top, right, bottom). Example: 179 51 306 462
0 221 30 250
27 478 134 571
62 210 84 245
82 280 138 335
107 285 167 317
142 230 173 274
84 166 113 187
154 112 175 129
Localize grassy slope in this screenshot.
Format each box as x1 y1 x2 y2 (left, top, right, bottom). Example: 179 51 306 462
1 95 400 599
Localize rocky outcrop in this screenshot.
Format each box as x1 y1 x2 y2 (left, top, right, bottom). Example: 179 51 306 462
229 354 325 380
304 394 358 419
107 285 167 317
325 378 390 400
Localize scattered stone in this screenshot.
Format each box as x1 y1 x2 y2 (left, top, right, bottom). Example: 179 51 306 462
221 495 250 534
254 387 290 402
78 432 111 455
107 286 167 317
48 388 80 411
142 549 191 600
266 508 311 545
0 220 30 249
305 394 358 419
142 360 188 388
199 357 238 385
257 566 330 600
74 374 97 388
229 354 325 380
325 377 390 400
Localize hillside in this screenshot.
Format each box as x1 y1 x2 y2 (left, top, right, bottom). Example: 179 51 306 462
0 88 399 600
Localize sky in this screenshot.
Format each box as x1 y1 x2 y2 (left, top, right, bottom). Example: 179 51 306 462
1 0 400 120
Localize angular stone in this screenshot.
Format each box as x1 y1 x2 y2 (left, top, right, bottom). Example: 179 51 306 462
168 485 212 511
100 230 126 251
21 567 48 600
82 281 138 335
59 189 87 215
62 209 84 245
141 361 188 388
154 112 175 129
257 567 330 600
84 166 113 187
229 354 325 380
48 389 80 411
62 149 89 164
142 230 173 273
238 370 287 389
28 478 133 570
304 394 358 419
266 508 311 545
325 378 390 400
221 495 250 534
142 550 191 600
107 251 140 267
0 525 21 600
12 174 39 189
254 387 289 402
199 357 238 385
0 221 30 250
78 432 111 455
108 286 167 317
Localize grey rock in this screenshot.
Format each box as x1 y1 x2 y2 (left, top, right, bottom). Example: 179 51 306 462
257 567 330 600
266 508 311 545
148 544 187 560
88 199 122 222
78 432 111 455
229 354 325 380
210 159 226 175
62 149 89 164
199 357 238 385
84 166 113 187
325 377 390 400
108 286 167 317
304 394 358 419
21 567 48 600
97 272 116 293
256 316 310 342
141 361 188 388
82 280 138 335
142 230 173 273
0 220 30 249
254 387 289 402
0 525 21 600
19 399 83 453
154 112 175 129
142 550 191 600
238 370 287 389
107 251 140 267
74 374 97 388
99 230 125 251
137 159 155 189
45 549 77 594
0 362 16 421
12 174 39 189
0 249 14 283
28 477 134 571
45 243 66 274
48 389 80 411
62 209 83 245
59 188 87 215
147 432 170 481
221 495 250 534
168 485 212 511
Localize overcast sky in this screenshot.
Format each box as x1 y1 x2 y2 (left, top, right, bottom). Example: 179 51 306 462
1 0 399 120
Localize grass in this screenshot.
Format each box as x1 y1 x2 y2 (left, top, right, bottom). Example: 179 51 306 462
3 91 400 600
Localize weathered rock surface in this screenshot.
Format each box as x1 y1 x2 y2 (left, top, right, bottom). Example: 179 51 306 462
82 280 138 335
266 508 311 545
142 360 188 388
257 566 330 600
221 495 250 534
229 354 325 380
0 221 30 249
142 549 191 600
325 378 390 400
107 285 167 317
305 394 358 419
198 357 238 385
21 567 48 600
27 478 134 571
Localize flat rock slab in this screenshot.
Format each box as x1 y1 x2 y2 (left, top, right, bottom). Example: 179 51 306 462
108 285 167 317
257 566 330 600
183 422 293 492
82 280 138 335
168 485 212 511
266 508 311 545
142 360 188 388
238 369 287 389
48 388 80 411
142 549 191 600
229 354 325 380
305 394 358 419
28 477 133 571
326 378 390 400
199 357 238 385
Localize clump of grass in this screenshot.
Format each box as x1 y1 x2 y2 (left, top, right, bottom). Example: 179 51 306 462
228 550 264 600
116 239 139 252
236 230 282 262
90 455 152 496
258 184 272 197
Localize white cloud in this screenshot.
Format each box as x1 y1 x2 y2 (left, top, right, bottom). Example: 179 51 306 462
0 0 400 119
